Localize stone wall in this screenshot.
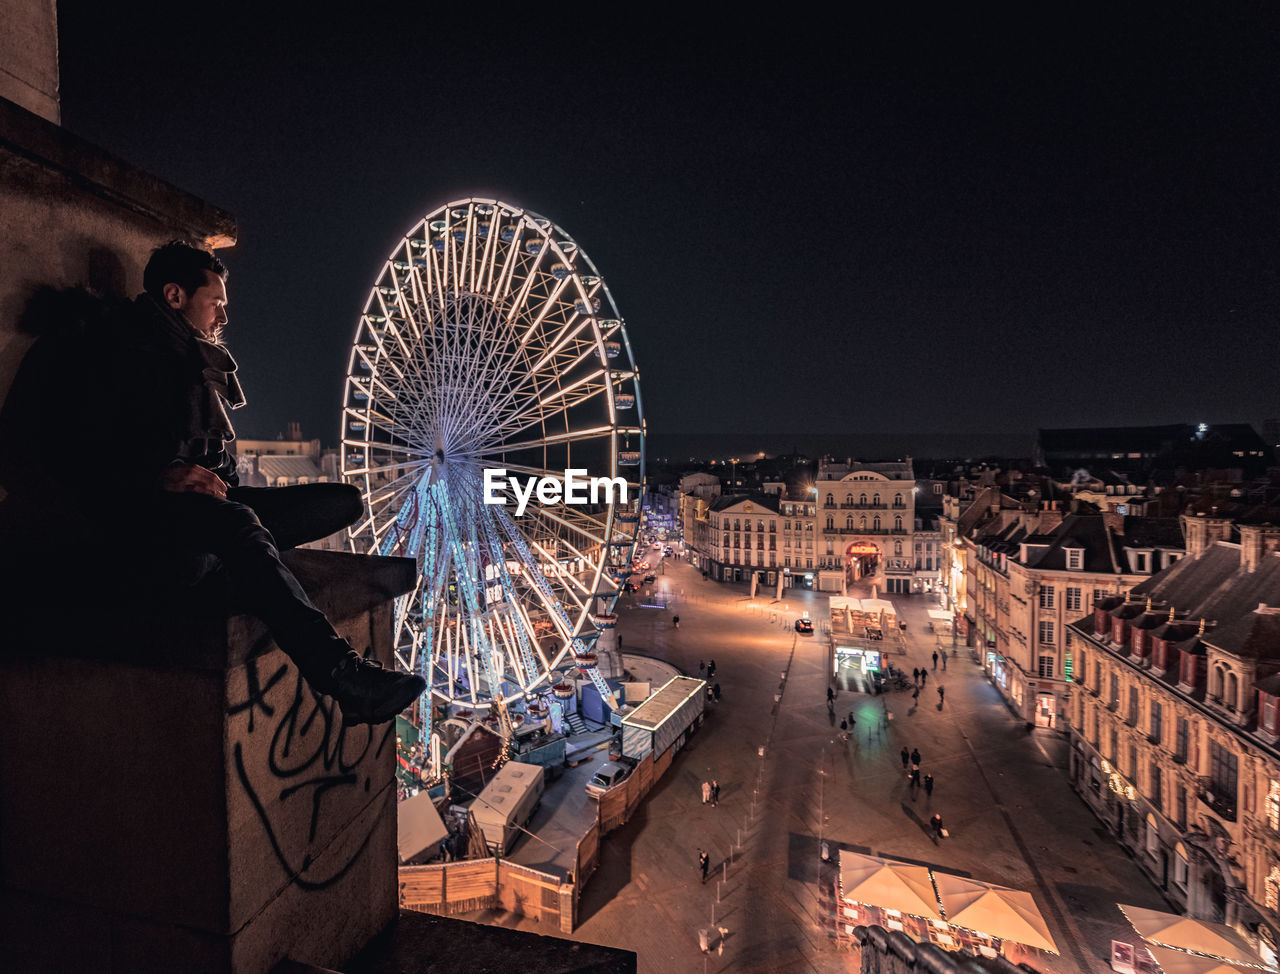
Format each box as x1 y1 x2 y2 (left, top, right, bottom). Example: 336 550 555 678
0 0 59 122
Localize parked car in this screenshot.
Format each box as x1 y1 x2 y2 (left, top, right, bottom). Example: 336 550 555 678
644 573 656 583
585 761 633 798
795 618 814 634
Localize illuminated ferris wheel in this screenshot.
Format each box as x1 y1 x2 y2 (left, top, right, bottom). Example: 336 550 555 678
341 198 644 738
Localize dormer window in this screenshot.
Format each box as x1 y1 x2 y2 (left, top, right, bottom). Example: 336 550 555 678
1067 548 1083 571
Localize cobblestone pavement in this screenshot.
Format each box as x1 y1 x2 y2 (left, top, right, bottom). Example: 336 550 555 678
465 558 1171 974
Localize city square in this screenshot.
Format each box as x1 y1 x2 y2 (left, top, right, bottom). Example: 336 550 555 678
2 4 1280 974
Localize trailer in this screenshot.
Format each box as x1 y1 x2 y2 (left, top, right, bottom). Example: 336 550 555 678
513 724 567 778
620 675 706 761
471 760 545 856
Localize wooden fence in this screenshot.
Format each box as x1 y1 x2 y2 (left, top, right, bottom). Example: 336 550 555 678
401 734 685 933
399 857 575 933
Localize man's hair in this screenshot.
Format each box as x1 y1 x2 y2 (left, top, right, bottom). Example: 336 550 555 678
143 240 228 298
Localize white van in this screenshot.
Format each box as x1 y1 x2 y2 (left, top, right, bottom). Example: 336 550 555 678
585 761 632 798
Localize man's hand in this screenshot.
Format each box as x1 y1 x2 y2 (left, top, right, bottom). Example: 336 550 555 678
161 463 228 498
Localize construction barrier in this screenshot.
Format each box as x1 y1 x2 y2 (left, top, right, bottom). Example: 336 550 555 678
399 857 572 931
401 729 692 932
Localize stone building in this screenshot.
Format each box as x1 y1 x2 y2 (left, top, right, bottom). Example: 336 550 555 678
707 493 781 584
675 471 720 572
1066 516 1280 961
814 459 916 594
956 499 1182 726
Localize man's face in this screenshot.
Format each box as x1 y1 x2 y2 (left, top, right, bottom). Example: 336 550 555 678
166 270 228 337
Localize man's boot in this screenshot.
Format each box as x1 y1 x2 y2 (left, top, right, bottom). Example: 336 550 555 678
322 651 426 726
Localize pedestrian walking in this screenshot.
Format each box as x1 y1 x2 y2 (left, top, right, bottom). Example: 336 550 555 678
912 686 919 702
912 667 920 684
920 670 927 687
941 650 948 670
673 614 680 629
932 651 938 670
699 849 709 883
698 659 705 674
713 682 721 702
924 774 934 797
840 718 848 733
701 780 710 804
931 813 944 840
938 686 945 706
827 686 835 704
707 659 716 679
900 746 909 770
911 767 921 788
711 780 720 806
911 747 921 766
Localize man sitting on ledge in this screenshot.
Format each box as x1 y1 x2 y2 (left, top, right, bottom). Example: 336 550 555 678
0 240 424 725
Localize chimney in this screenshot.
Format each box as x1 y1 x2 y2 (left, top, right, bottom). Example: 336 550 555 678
1239 524 1280 573
1181 514 1233 560
287 421 302 441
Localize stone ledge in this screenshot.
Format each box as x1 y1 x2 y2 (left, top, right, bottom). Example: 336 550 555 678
341 910 636 974
0 96 237 246
4 546 415 671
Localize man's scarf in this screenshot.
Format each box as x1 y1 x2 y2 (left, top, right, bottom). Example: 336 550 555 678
138 293 245 455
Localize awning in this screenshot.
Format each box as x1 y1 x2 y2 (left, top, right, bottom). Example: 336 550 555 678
838 851 943 921
934 873 1059 953
1120 905 1268 968
1147 945 1260 974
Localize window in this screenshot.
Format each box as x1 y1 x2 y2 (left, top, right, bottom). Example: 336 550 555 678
1150 766 1162 809
825 494 833 506
1268 867 1280 913
784 556 792 568
1039 585 1055 609
845 515 854 530
873 516 881 531
1077 649 1086 683
860 493 867 505
1038 655 1054 678
1109 728 1118 760
894 515 903 531
1093 588 1108 606
1128 687 1139 725
1173 841 1189 885
825 516 834 530
1039 620 1055 644
1145 814 1160 858
1209 741 1238 812
1268 780 1280 831
1175 718 1189 763
1129 744 1138 778
1150 701 1162 743
1109 673 1119 708
1067 549 1083 570
1066 587 1082 612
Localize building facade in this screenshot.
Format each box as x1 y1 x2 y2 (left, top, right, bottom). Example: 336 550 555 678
814 460 917 594
1066 518 1280 960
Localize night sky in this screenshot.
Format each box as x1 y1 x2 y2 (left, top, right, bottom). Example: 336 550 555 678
56 5 1280 456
